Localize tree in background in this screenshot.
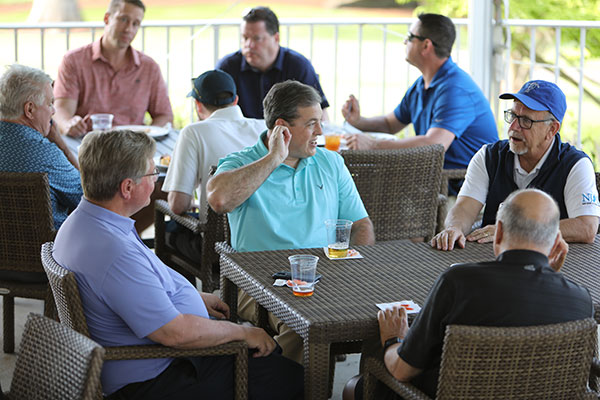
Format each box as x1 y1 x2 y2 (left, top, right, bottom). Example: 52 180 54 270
28 0 82 23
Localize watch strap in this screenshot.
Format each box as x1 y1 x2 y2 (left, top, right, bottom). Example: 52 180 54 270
383 337 403 351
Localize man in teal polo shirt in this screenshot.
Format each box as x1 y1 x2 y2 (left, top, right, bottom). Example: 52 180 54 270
207 80 374 362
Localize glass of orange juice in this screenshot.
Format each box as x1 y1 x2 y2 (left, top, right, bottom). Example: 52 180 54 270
324 134 342 151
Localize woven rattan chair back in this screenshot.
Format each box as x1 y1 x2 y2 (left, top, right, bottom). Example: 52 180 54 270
41 242 90 336
154 165 230 292
0 172 56 352
437 318 598 399
9 313 104 400
340 145 444 242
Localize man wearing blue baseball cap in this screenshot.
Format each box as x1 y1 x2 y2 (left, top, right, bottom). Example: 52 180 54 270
432 79 600 251
162 69 266 263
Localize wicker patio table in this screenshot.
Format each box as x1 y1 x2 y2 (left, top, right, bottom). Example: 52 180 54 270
219 235 600 400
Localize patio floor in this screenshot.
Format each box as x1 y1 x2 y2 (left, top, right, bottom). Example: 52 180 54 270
0 297 360 399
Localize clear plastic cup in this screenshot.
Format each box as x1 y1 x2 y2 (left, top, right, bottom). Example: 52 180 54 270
90 113 114 131
324 219 353 258
288 254 319 297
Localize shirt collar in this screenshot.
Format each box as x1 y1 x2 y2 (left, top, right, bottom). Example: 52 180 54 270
206 105 245 121
427 56 454 89
240 46 284 73
78 197 136 236
92 37 140 67
496 249 552 271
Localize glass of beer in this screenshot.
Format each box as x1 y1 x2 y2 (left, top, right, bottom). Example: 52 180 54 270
324 134 342 151
289 255 319 297
324 219 353 258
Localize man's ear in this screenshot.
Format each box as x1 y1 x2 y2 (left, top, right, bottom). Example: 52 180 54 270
119 178 134 200
273 32 280 45
274 118 288 127
103 12 111 25
23 101 35 120
494 220 504 245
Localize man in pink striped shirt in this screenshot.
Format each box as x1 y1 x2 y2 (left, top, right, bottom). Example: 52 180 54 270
54 0 173 137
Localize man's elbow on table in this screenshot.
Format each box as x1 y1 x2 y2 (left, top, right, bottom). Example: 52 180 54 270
560 216 599 244
350 217 375 246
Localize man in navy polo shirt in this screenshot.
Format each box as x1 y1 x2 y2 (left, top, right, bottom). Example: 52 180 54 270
216 6 329 120
432 80 600 251
342 13 498 194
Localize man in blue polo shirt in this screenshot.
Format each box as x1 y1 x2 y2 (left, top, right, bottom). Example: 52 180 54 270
207 80 374 362
216 6 330 121
342 13 498 194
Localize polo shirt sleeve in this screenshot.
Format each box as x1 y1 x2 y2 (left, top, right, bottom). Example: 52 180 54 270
215 150 248 175
398 270 455 369
162 125 201 196
393 81 418 125
54 52 80 100
457 145 489 204
563 157 600 218
40 139 82 212
428 86 477 138
334 154 368 222
100 251 182 339
147 60 173 121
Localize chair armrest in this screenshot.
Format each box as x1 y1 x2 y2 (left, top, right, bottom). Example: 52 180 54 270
437 193 447 207
442 169 467 181
155 199 204 234
363 357 431 400
104 341 247 361
215 241 236 255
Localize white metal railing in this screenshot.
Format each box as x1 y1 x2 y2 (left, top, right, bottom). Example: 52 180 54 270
0 18 598 159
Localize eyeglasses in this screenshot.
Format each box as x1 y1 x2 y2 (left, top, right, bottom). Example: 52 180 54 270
138 167 160 180
504 110 554 130
405 31 438 47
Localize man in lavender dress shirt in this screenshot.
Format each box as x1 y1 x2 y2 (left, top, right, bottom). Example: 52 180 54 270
53 129 302 399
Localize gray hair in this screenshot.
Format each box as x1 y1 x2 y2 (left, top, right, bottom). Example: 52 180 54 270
79 130 155 201
496 188 559 252
0 64 52 120
262 80 322 129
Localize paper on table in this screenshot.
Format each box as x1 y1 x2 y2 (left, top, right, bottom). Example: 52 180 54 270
322 247 363 260
376 300 421 314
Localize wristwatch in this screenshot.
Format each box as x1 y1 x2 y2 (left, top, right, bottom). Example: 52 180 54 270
383 337 403 351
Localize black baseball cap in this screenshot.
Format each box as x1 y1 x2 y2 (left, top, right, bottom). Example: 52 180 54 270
187 69 236 106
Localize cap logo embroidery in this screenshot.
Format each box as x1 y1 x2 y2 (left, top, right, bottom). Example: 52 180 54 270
524 82 539 93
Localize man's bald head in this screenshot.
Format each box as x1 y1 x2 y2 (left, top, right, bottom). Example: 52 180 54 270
496 189 560 253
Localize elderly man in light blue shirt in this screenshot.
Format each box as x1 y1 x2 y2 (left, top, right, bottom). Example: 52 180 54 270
208 80 375 363
54 129 303 399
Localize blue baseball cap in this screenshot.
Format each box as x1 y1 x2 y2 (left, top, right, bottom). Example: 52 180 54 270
499 80 567 123
187 69 236 106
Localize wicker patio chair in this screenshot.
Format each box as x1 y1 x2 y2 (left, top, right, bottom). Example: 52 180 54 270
362 318 600 400
41 242 247 400
340 145 444 242
5 313 104 400
0 172 56 353
154 165 230 292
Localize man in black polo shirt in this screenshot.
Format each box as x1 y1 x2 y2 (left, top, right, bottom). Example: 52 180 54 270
347 188 593 399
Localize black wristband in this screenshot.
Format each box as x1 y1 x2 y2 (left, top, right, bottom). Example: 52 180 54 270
383 337 403 351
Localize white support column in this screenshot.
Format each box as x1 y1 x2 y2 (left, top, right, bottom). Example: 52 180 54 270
469 0 494 101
